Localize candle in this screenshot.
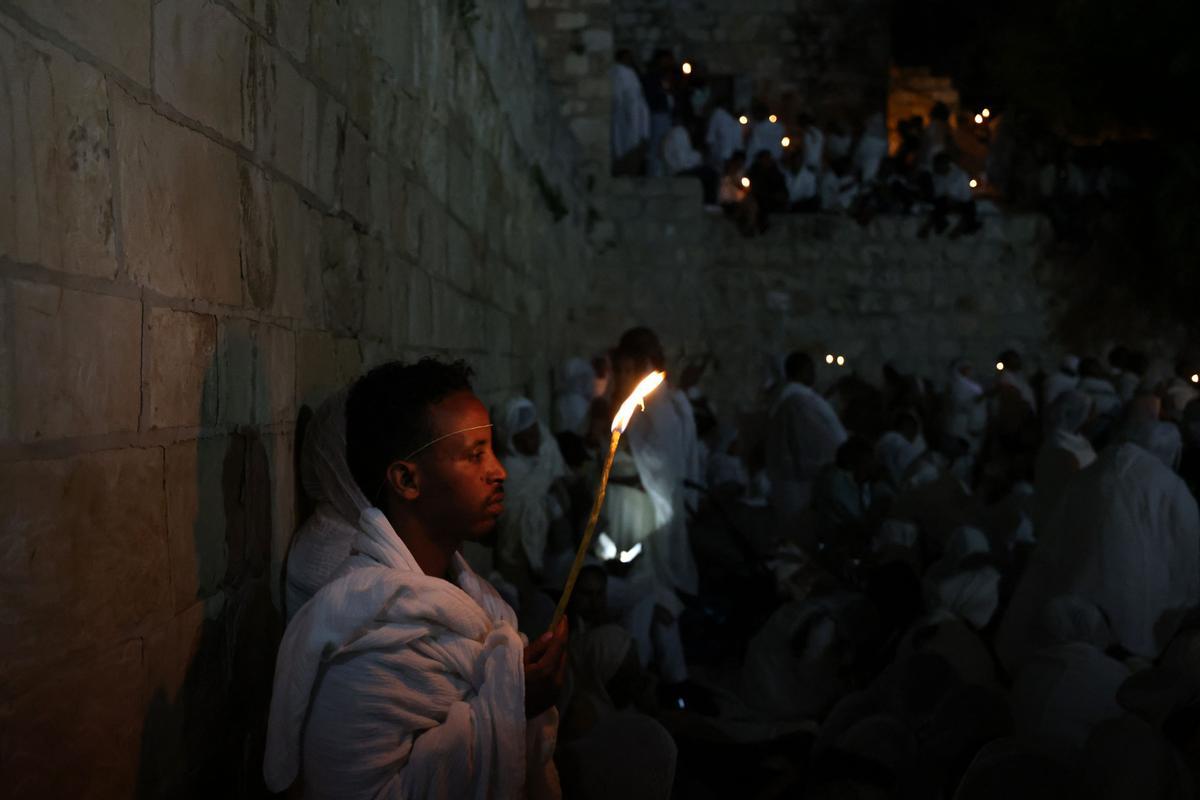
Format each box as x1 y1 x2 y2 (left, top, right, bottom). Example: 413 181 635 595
739 115 748 125
836 355 845 366
740 176 751 189
969 179 978 188
550 371 666 628
982 108 991 118
682 61 692 75
768 114 778 124
825 354 834 364
974 113 984 124
781 136 791 148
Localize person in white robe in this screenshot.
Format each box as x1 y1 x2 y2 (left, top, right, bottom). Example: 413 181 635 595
611 50 650 167
799 114 825 173
943 358 987 457
819 160 860 212
494 397 572 603
264 359 565 799
1078 357 1123 420
765 351 849 532
781 148 819 210
997 440 1200 670
1009 596 1130 763
853 112 889 183
1033 390 1096 531
284 389 371 622
875 411 926 491
1042 355 1081 408
555 357 596 436
923 526 1002 631
704 98 743 170
744 100 783 164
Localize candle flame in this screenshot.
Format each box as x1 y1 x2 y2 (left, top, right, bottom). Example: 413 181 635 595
836 355 845 366
996 361 1005 371
982 108 991 118
781 136 791 147
768 114 778 123
740 176 751 188
1192 373 1199 384
682 61 692 75
969 178 978 188
612 371 666 432
974 113 984 124
739 115 748 125
825 354 834 364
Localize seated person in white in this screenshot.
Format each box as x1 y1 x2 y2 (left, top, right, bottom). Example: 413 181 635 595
264 358 567 799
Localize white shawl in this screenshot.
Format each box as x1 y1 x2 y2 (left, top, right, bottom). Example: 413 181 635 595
264 508 559 799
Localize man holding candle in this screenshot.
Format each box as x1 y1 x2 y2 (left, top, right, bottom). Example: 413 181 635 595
263 359 567 800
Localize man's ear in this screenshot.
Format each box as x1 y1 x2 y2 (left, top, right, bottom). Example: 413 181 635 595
386 460 420 502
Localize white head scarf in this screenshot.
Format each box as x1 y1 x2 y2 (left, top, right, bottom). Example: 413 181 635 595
495 397 569 573
300 389 370 523
1117 419 1183 471
924 527 1002 629
1046 389 1092 434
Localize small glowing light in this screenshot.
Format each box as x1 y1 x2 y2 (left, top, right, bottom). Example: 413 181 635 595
974 113 984 124
738 115 748 125
1192 373 1199 384
996 361 1005 371
618 543 642 563
612 371 666 432
781 136 791 148
825 354 835 365
681 61 692 75
836 355 845 367
982 108 991 118
969 179 978 188
768 114 778 124
740 176 751 188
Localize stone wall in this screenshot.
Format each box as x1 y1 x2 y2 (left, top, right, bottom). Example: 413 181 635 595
582 179 1057 417
0 0 593 796
613 0 889 120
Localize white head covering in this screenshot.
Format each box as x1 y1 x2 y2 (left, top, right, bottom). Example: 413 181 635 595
1046 389 1092 434
495 397 569 573
555 357 596 435
300 389 370 523
924 527 1002 629
1035 595 1113 650
1117 419 1183 470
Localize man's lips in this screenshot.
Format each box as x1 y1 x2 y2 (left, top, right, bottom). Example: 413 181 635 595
486 492 505 512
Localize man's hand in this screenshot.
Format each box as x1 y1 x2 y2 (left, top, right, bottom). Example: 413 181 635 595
524 616 568 719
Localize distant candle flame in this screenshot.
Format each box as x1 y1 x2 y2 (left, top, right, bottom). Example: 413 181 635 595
612 371 666 432
825 354 835 364
982 108 991 118
836 355 845 366
739 115 748 125
768 114 778 124
974 113 984 124
996 361 1006 371
969 179 978 188
781 136 791 147
1192 373 1199 384
740 176 751 188
681 61 692 75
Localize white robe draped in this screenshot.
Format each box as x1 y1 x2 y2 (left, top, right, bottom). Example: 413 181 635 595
264 508 559 799
611 63 650 160
765 382 849 523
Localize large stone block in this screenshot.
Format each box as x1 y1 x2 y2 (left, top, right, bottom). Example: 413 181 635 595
143 306 218 431
7 281 140 441
276 0 312 61
264 52 319 186
270 181 323 323
319 216 364 335
256 322 296 425
342 121 371 226
0 26 116 278
154 0 253 144
112 88 242 305
164 437 230 611
9 0 151 84
0 447 167 689
294 329 362 410
218 317 256 426
0 639 145 800
238 161 278 311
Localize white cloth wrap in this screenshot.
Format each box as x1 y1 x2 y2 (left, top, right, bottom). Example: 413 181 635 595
264 508 559 799
611 63 650 159
496 397 569 574
766 382 848 520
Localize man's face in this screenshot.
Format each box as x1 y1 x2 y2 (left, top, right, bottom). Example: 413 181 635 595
414 391 507 541
612 354 643 401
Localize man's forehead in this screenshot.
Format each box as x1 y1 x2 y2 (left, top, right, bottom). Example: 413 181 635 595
426 391 490 439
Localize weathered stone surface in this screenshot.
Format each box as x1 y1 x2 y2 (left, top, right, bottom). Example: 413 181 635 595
295 329 363 410
8 282 140 441
320 216 364 335
270 181 323 323
239 161 278 310
218 317 255 426
0 639 145 799
0 26 116 278
0 448 167 687
113 87 242 305
342 121 370 225
265 51 319 185
154 0 252 144
276 0 312 61
143 306 218 431
165 437 230 611
9 0 151 84
256 323 296 425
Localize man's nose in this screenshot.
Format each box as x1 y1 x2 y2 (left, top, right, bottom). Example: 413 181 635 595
489 453 507 483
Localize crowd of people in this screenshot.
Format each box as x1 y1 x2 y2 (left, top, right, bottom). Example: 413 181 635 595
612 49 983 238
267 321 1200 798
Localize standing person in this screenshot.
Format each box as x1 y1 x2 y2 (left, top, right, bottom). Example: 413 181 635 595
797 112 825 173
704 91 743 171
1042 355 1081 408
765 351 849 534
642 49 676 177
264 359 567 799
744 99 784 164
609 327 701 598
916 101 953 172
781 146 819 212
919 152 979 238
944 358 988 459
853 112 889 183
819 156 860 212
611 49 650 175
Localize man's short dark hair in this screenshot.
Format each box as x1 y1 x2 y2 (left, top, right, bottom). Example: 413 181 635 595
785 351 815 385
345 358 474 505
615 327 666 370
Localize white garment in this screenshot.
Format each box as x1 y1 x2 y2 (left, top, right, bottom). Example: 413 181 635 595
705 107 743 167
933 163 973 203
745 119 784 163
923 527 1002 629
286 390 371 621
802 127 825 171
1043 370 1079 408
819 171 859 211
945 366 987 452
623 388 701 595
264 508 560 799
497 398 569 575
875 431 925 488
610 63 650 160
1079 375 1122 419
555 357 595 436
998 443 1200 668
785 165 818 204
741 600 844 721
765 382 849 522
853 115 888 182
662 125 702 174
